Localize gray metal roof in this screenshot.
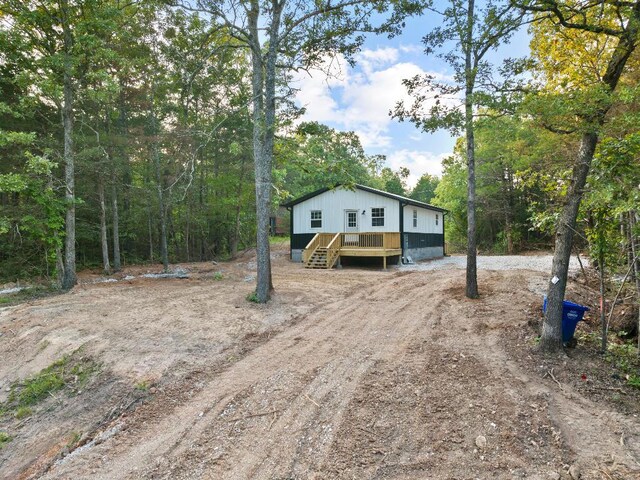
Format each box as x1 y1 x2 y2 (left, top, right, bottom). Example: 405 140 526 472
281 184 447 213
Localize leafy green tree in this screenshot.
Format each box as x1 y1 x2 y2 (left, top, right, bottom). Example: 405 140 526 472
393 0 525 298
188 0 423 302
520 0 640 353
433 149 468 251
378 167 409 196
410 173 439 204
277 122 380 199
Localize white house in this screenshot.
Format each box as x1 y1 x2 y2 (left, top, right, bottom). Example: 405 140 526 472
281 185 446 268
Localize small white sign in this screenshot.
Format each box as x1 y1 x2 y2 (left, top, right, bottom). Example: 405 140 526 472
551 276 559 284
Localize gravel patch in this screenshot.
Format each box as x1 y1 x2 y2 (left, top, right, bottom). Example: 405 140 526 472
401 254 587 273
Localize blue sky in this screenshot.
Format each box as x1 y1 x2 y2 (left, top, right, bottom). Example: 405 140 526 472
291 8 531 188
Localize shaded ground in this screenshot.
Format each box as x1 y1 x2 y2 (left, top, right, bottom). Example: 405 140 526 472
0 247 638 479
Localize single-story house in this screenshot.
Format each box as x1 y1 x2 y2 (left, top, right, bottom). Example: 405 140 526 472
281 184 447 269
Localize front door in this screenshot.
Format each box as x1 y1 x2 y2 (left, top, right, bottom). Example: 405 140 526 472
344 210 359 233
344 210 359 245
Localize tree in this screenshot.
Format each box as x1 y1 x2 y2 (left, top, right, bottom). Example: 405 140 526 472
2 0 130 289
188 0 422 302
393 0 524 298
521 0 640 353
277 122 381 199
410 173 439 204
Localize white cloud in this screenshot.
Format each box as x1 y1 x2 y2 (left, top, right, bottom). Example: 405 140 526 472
292 48 458 150
386 149 449 188
291 47 457 188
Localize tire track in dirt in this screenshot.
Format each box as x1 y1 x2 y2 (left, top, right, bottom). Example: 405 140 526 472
41 272 443 479
39 268 640 480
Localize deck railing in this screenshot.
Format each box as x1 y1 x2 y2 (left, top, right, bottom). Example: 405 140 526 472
303 232 401 265
340 232 400 249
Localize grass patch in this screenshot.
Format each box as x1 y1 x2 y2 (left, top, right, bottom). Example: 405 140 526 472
14 406 32 419
1 352 100 418
212 272 224 281
66 431 82 449
134 380 150 392
269 235 290 246
246 292 260 303
0 431 11 448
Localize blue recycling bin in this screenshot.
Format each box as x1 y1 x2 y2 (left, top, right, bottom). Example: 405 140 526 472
543 298 590 343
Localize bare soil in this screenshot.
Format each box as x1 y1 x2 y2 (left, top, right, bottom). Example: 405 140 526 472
1 246 638 479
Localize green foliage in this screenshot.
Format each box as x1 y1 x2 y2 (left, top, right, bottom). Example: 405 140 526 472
628 375 640 389
246 292 260 303
277 122 381 200
0 432 11 449
410 174 439 204
434 153 468 251
14 406 32 419
1 353 99 416
134 380 150 392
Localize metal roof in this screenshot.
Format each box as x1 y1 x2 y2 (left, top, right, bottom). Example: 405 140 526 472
281 184 447 213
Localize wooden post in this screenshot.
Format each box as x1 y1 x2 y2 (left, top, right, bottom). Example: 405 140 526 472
383 256 387 270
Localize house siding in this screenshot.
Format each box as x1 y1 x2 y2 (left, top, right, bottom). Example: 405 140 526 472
292 188 400 234
402 204 443 234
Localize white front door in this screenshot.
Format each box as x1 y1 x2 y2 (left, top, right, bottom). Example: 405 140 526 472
344 210 359 245
344 210 359 233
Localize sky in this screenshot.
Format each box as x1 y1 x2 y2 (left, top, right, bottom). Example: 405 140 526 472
290 8 531 189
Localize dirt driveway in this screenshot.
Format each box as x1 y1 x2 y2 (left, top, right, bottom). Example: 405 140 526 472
1 249 638 479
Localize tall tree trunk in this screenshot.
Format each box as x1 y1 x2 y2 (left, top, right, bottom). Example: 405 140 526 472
99 181 111 274
148 205 154 261
154 156 169 272
504 166 515 254
150 84 169 272
55 237 64 288
539 9 639 353
249 1 281 302
464 0 478 299
61 8 76 291
540 132 597 352
111 182 121 271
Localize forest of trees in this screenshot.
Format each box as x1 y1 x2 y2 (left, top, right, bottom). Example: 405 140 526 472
0 1 638 349
0 1 417 281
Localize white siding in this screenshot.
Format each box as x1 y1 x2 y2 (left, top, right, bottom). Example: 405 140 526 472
293 187 399 234
403 205 443 234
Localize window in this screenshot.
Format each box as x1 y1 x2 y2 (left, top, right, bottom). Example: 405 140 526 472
310 210 322 228
371 207 384 227
347 211 357 228
436 214 439 226
413 209 418 228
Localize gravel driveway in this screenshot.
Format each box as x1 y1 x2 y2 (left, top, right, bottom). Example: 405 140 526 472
402 254 587 273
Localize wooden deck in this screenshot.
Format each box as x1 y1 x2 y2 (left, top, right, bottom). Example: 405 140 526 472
303 232 401 269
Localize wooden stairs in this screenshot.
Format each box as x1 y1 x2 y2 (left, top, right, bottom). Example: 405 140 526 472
303 233 341 269
305 247 331 269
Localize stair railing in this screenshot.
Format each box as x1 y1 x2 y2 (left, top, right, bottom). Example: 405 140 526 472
302 234 320 264
325 233 341 268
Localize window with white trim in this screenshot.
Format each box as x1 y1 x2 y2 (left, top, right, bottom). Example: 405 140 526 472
371 207 384 227
310 210 322 228
436 214 439 226
413 209 418 228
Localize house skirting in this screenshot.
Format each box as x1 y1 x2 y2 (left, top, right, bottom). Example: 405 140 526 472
405 246 444 262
